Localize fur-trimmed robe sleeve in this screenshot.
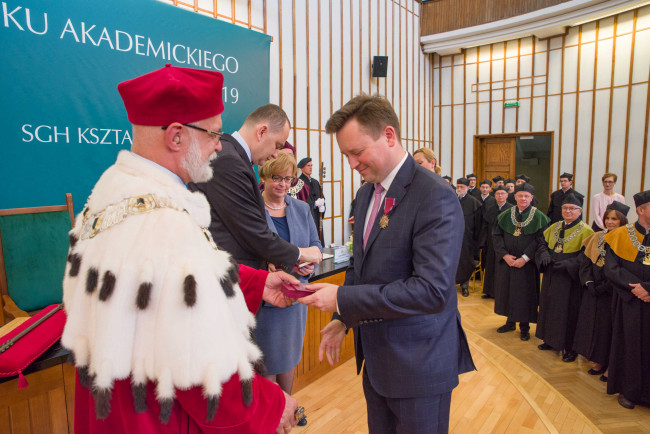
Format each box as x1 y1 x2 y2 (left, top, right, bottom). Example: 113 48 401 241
73 265 285 434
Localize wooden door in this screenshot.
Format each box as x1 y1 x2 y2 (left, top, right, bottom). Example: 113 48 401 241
475 136 516 182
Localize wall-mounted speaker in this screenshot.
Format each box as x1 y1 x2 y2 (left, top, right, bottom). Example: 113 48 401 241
371 56 388 77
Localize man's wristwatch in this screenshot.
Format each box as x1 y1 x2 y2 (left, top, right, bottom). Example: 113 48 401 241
294 406 305 421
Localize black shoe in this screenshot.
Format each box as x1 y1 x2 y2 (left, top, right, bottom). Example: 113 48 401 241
497 323 516 333
538 343 553 350
520 331 530 341
462 287 469 297
588 367 607 375
618 394 635 409
562 351 577 362
600 375 608 382
297 416 308 426
481 294 492 299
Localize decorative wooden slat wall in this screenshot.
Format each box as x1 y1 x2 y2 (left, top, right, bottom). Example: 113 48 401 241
420 0 571 36
168 0 432 246
431 5 650 223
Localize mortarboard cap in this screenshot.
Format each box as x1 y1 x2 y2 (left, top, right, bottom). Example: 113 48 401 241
633 190 650 208
457 177 470 186
606 201 630 217
480 179 492 186
514 183 535 195
562 193 583 207
516 174 530 183
560 172 574 181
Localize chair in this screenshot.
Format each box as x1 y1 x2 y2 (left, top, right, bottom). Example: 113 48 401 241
0 194 75 324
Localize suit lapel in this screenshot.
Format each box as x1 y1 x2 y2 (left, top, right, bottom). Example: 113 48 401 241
361 155 416 267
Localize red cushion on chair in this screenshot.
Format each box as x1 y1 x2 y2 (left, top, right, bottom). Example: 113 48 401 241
0 304 66 388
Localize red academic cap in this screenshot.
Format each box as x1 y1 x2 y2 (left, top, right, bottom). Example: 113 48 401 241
118 63 224 126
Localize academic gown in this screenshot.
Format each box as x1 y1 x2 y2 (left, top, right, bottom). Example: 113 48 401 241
535 220 594 351
481 201 513 297
492 206 549 323
603 222 650 404
74 265 285 434
478 195 497 271
573 240 613 366
456 194 482 284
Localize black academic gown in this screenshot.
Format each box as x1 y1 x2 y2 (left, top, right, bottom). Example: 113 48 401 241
492 206 545 323
481 201 513 297
547 188 584 223
299 173 322 236
603 222 650 404
573 253 613 366
468 187 482 200
456 194 482 284
478 195 497 270
535 220 585 351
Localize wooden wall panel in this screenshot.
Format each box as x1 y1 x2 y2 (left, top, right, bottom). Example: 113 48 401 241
430 4 650 224
164 1 430 246
421 0 571 36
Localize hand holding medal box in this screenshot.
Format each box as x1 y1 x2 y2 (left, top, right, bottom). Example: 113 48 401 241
281 282 316 298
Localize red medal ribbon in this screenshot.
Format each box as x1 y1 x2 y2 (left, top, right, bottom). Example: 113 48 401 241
383 197 396 215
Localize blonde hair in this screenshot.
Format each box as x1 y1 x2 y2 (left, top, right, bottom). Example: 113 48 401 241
259 152 298 179
413 148 442 175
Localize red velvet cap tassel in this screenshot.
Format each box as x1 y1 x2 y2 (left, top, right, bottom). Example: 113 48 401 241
18 372 29 389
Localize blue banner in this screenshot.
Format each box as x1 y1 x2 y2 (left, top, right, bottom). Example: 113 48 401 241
1 0 270 211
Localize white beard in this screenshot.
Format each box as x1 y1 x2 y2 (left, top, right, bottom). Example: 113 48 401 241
182 136 215 183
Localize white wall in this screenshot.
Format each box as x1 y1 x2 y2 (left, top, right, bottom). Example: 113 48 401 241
172 0 432 246
431 5 650 223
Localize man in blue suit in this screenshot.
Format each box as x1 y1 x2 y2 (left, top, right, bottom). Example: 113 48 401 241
301 95 475 433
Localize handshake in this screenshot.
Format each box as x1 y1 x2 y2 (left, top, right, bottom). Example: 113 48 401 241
314 198 326 213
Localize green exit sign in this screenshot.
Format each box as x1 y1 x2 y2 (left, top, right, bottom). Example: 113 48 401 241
504 101 520 108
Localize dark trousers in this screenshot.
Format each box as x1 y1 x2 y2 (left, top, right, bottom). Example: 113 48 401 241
362 368 452 434
506 320 530 332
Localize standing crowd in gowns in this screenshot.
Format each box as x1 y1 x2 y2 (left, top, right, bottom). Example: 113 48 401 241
415 152 650 411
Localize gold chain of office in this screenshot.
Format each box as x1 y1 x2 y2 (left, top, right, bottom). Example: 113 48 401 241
510 206 538 236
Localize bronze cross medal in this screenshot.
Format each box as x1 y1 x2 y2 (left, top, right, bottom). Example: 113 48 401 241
513 223 522 237
644 249 650 266
554 243 563 253
379 214 389 229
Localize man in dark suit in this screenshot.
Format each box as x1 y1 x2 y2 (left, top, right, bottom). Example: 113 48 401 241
189 104 322 271
301 95 475 433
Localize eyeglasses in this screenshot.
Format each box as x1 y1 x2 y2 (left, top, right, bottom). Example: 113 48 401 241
603 180 616 184
271 175 296 184
561 206 581 211
161 124 224 140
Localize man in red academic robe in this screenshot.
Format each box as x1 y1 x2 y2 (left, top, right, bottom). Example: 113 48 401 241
61 65 302 433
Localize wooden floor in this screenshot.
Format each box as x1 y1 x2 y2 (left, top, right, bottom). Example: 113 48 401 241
293 282 650 433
